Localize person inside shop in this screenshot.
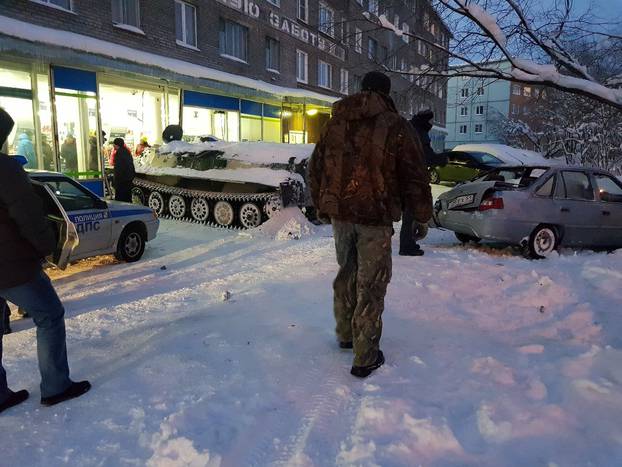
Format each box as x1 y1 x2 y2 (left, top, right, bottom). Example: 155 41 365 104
60 134 78 173
16 132 35 167
134 136 151 157
41 134 55 171
112 137 135 203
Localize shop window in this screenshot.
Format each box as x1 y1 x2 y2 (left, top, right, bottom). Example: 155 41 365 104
182 107 239 142
112 0 141 29
262 118 281 143
99 83 167 160
281 104 305 144
175 1 197 48
241 115 262 142
168 91 180 125
296 50 308 83
265 37 280 72
36 73 56 171
219 19 249 62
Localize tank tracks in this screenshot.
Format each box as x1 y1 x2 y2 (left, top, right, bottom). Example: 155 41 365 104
131 178 282 230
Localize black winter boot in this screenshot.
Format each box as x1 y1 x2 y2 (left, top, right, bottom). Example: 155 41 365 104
351 351 385 378
41 381 91 407
0 390 29 414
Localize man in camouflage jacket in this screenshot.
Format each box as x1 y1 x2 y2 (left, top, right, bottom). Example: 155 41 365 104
309 72 432 377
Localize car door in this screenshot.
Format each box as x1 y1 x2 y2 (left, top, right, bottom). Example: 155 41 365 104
39 177 112 257
591 172 622 248
444 152 476 182
553 170 601 246
30 181 79 270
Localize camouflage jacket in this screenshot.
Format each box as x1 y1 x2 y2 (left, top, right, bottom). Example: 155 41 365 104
308 92 432 226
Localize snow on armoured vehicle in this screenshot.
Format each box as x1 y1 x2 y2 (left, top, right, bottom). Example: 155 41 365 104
131 141 314 229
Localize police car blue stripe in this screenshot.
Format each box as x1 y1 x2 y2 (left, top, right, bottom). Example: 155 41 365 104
109 209 153 218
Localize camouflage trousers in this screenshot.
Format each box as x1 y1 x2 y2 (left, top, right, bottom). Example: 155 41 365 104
332 220 393 367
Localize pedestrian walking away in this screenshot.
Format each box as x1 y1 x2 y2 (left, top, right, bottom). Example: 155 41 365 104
309 72 433 378
399 109 440 257
112 137 136 203
0 107 91 414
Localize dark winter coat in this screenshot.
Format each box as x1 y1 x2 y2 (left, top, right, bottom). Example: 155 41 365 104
0 154 57 289
410 114 447 168
309 91 432 225
113 145 135 202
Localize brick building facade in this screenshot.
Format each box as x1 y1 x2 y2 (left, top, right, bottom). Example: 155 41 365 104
0 0 449 193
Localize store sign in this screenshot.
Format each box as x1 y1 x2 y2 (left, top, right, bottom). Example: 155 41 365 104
217 0 345 61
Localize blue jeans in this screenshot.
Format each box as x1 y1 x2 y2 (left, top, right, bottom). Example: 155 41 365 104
0 271 71 402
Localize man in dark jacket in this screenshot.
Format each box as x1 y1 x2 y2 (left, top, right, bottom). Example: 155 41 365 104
112 137 136 202
0 108 90 413
309 72 432 378
399 109 438 256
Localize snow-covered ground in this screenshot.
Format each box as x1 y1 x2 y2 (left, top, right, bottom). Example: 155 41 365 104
3 213 622 466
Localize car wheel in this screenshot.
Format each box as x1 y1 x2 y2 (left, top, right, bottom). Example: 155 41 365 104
115 224 146 262
429 168 441 184
527 225 558 259
455 232 481 244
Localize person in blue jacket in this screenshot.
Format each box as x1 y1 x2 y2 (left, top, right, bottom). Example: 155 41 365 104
16 132 36 167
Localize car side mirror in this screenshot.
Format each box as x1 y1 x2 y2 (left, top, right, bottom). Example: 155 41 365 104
601 191 622 202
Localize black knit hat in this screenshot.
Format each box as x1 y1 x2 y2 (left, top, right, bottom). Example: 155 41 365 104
113 137 125 147
361 71 392 95
0 107 15 149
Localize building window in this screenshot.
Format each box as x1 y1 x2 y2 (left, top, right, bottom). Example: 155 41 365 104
512 84 521 95
175 1 197 48
523 86 532 97
459 125 468 134
402 23 410 43
296 50 308 83
354 28 362 53
460 106 468 116
477 87 484 95
319 3 335 37
32 0 72 11
219 19 248 62
475 105 484 115
353 74 362 92
368 0 379 16
460 88 469 98
368 37 378 61
112 0 140 28
265 37 280 72
340 68 349 94
318 60 333 89
512 103 519 114
298 0 308 22
474 124 483 133
424 11 430 30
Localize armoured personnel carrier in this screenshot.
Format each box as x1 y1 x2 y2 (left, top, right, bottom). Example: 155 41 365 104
131 140 314 229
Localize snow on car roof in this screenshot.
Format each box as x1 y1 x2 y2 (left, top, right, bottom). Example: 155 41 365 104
452 144 553 166
159 141 315 165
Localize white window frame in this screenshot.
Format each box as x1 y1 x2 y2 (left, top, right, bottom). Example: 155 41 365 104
296 49 308 84
318 3 335 37
112 0 141 29
219 19 249 63
318 60 333 89
30 0 73 12
354 27 362 53
459 125 468 135
474 124 483 133
477 86 485 96
340 69 349 95
175 0 198 49
298 0 308 23
460 88 469 98
475 105 484 115
512 84 521 95
460 106 468 116
265 36 280 73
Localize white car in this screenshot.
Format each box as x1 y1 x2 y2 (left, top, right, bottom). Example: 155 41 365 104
29 171 159 268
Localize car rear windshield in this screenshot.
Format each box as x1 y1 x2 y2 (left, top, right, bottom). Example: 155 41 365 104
475 167 548 188
468 152 504 165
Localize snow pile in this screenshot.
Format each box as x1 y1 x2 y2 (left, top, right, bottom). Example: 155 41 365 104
249 207 316 240
160 141 315 165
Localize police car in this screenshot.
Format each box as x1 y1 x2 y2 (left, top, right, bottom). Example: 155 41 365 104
28 171 159 268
